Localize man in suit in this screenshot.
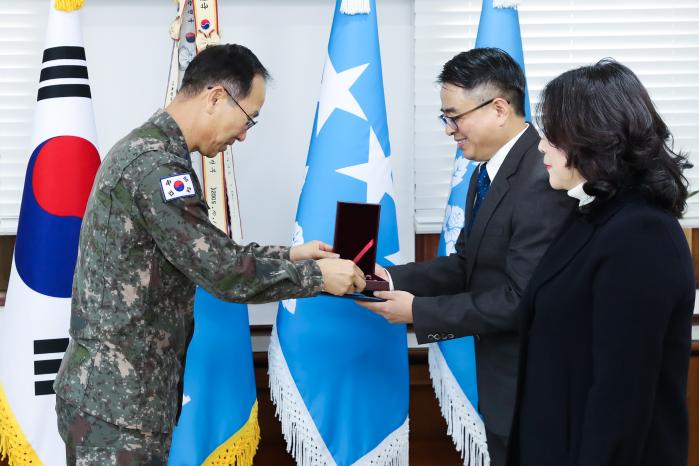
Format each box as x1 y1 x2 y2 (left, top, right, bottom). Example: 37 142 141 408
359 48 575 466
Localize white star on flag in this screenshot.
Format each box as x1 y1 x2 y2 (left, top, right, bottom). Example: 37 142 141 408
384 251 402 266
316 55 369 135
336 127 394 204
282 299 297 314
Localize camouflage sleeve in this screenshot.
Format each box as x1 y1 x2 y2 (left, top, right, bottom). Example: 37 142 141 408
132 160 323 304
247 245 292 261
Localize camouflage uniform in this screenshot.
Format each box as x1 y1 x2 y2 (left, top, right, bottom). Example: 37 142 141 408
56 396 171 466
54 110 323 461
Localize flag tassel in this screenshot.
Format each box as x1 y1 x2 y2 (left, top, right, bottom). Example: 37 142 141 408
340 0 371 15
268 328 334 465
492 0 520 8
0 384 41 466
201 401 261 466
54 0 85 12
269 329 410 466
428 345 490 466
353 417 409 466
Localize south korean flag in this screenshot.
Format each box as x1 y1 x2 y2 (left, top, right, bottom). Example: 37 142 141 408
161 173 196 202
0 2 102 463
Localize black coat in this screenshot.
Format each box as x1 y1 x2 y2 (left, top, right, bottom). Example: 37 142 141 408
507 191 695 466
389 125 575 435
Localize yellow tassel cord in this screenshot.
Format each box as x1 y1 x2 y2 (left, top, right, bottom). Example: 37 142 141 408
202 400 261 466
54 0 85 12
0 384 41 466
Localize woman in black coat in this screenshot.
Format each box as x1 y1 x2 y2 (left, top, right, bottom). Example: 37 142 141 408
507 60 695 466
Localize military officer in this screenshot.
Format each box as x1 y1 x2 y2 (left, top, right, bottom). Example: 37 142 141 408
53 44 365 465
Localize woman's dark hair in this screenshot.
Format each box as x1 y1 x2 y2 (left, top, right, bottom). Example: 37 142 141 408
439 47 526 117
538 59 691 217
179 44 270 99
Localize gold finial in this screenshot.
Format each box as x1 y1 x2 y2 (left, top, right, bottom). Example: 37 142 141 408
54 0 85 12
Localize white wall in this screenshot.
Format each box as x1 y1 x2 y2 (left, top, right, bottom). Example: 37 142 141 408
76 0 415 324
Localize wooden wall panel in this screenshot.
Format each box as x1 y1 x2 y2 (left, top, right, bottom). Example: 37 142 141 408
0 236 14 307
691 229 699 288
415 234 440 263
689 342 699 466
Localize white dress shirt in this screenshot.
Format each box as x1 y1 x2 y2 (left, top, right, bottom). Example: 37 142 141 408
567 182 595 207
483 123 529 183
384 124 530 291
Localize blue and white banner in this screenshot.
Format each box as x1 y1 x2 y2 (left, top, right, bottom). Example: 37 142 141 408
0 2 101 464
428 1 532 465
474 0 530 121
168 290 259 466
429 153 486 466
268 1 409 465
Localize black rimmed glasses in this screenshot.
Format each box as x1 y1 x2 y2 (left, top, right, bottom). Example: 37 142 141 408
438 98 496 130
208 86 257 130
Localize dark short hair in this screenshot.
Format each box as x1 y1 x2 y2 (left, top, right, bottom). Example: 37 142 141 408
538 59 691 218
438 47 526 117
179 44 270 99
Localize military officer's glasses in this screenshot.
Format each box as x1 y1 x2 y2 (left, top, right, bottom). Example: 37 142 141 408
438 98 496 130
209 86 257 130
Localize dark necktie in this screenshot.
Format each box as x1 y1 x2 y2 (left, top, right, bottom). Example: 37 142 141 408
467 163 491 235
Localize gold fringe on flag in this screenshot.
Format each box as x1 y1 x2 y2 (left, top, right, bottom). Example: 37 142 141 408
54 0 85 12
202 401 261 466
0 384 41 466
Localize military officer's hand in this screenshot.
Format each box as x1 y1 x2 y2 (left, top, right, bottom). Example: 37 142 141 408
356 291 414 324
291 240 339 262
374 264 389 281
317 258 366 295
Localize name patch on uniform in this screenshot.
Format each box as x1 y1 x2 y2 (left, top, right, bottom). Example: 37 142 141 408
160 173 196 202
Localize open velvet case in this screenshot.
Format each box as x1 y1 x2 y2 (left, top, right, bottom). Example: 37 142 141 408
321 201 389 302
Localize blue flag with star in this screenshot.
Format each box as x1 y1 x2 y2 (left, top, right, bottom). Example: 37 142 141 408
268 1 409 465
428 1 531 465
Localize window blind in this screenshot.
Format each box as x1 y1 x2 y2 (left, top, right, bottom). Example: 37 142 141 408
0 3 47 234
414 0 699 233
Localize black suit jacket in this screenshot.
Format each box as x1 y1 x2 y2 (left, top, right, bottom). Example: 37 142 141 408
507 192 695 466
389 125 575 435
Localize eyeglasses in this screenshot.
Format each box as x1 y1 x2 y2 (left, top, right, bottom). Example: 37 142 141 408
438 98 496 130
208 86 257 130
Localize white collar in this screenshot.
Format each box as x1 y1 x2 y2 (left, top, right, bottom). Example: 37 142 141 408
567 182 595 207
484 124 529 182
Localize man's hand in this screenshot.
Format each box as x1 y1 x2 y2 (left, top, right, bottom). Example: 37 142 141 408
374 264 389 281
317 258 366 296
291 240 339 262
356 291 414 324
